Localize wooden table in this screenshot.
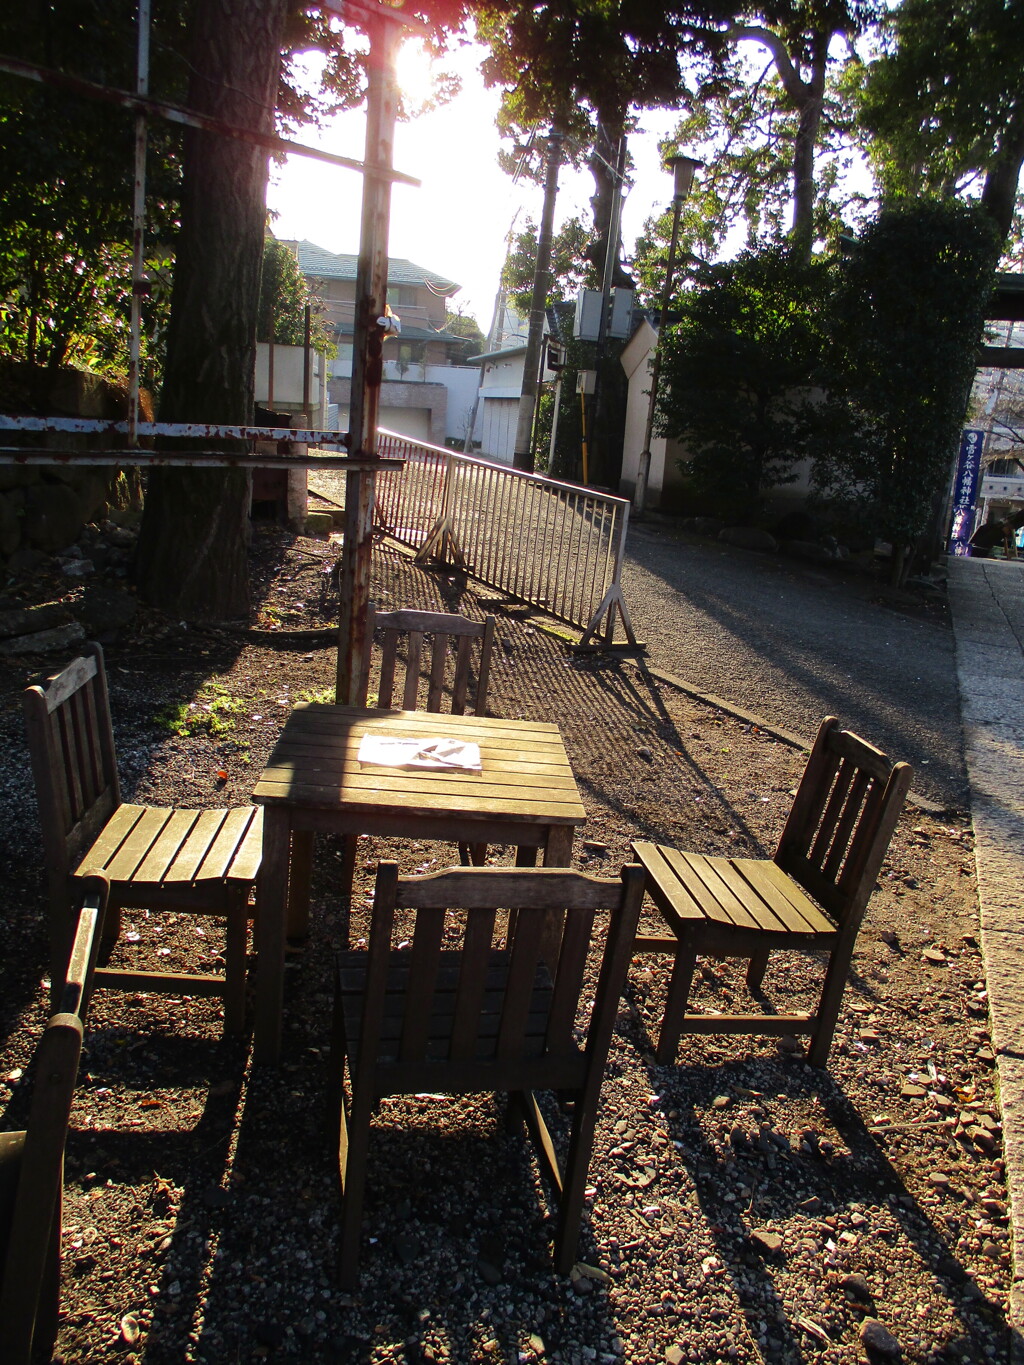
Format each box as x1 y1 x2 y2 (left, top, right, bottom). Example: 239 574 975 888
251 704 587 1062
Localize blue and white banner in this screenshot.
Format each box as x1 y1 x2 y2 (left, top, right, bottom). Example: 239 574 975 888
949 428 984 555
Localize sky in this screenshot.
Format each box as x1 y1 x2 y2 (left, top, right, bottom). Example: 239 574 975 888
266 36 683 335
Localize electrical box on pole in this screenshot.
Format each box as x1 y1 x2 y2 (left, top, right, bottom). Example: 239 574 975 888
573 288 634 341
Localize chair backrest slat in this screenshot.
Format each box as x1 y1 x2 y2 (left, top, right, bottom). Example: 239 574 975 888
400 905 446 1063
451 635 472 714
450 908 498 1061
776 716 913 926
545 906 595 1052
428 633 449 710
366 606 496 716
496 909 548 1060
376 626 399 709
403 632 424 710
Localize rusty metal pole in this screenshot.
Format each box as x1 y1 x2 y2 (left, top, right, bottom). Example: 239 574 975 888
128 0 150 445
336 13 400 703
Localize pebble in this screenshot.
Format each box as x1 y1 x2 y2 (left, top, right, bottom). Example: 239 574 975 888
859 1318 901 1356
841 1273 872 1302
119 1314 141 1347
749 1231 782 1254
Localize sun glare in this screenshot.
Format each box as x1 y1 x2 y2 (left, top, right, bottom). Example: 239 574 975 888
395 38 459 120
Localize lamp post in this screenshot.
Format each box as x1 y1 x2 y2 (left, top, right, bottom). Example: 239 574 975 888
633 153 701 516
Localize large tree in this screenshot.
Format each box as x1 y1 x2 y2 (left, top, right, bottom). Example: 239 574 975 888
134 0 293 620
636 0 880 277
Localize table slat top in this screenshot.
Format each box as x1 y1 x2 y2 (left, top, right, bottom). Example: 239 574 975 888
252 705 586 827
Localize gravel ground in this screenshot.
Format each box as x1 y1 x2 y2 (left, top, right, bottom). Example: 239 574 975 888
0 521 1014 1364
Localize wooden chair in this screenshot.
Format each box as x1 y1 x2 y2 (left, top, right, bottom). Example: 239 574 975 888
330 861 645 1286
23 642 262 1035
347 604 496 877
362 605 496 718
631 716 912 1068
0 874 108 1365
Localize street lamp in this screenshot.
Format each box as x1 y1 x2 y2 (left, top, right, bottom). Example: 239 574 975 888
633 153 702 515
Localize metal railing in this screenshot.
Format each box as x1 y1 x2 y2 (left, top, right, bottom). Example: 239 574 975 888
373 431 637 646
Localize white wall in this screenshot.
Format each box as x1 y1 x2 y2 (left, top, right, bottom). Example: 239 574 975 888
479 397 518 464
255 343 326 413
619 320 666 503
426 365 481 443
378 407 432 443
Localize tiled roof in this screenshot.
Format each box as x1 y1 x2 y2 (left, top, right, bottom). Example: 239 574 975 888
334 322 460 343
286 239 459 293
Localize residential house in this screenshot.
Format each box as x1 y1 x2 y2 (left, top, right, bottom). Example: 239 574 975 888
282 239 479 447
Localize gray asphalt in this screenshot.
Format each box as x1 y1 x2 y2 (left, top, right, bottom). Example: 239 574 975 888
621 521 966 810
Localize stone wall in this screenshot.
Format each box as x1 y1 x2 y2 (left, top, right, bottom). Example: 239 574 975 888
0 360 144 562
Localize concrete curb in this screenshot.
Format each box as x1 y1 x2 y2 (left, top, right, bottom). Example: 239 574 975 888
948 557 1024 1353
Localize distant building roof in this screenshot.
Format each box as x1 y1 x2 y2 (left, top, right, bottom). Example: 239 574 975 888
334 322 461 344
469 344 528 365
285 239 459 294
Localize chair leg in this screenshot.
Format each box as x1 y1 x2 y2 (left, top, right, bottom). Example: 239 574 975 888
657 941 699 1065
33 1178 64 1360
223 889 249 1036
807 944 855 1068
746 949 771 994
459 842 488 866
552 1091 602 1275
337 1084 375 1290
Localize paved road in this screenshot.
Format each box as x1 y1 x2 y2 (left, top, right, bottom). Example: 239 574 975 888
621 521 966 810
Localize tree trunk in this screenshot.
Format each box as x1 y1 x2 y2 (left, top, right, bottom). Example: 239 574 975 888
790 41 826 261
135 0 290 620
981 92 1024 243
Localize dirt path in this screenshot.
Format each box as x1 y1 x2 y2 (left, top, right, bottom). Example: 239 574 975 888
0 530 1008 1363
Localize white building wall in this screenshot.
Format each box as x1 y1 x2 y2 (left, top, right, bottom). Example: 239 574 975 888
618 321 666 503
379 407 432 443
255 343 327 418
479 398 518 464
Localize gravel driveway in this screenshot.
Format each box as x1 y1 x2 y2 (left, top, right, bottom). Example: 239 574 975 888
622 522 966 810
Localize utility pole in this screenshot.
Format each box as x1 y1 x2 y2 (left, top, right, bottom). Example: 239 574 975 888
587 130 627 488
512 126 563 472
336 11 400 703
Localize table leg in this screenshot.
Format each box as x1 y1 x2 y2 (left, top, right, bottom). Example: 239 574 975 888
542 825 574 867
286 830 314 942
255 807 291 1065
539 825 574 964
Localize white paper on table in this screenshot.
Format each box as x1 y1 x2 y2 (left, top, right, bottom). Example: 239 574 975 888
357 734 482 771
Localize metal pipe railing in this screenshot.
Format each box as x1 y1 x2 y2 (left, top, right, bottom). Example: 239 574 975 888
371 430 637 644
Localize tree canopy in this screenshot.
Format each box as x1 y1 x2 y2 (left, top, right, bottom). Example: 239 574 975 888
857 0 1024 247
816 198 1000 576
657 243 838 509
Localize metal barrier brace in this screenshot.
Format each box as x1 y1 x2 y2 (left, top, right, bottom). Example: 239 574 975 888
374 431 638 647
